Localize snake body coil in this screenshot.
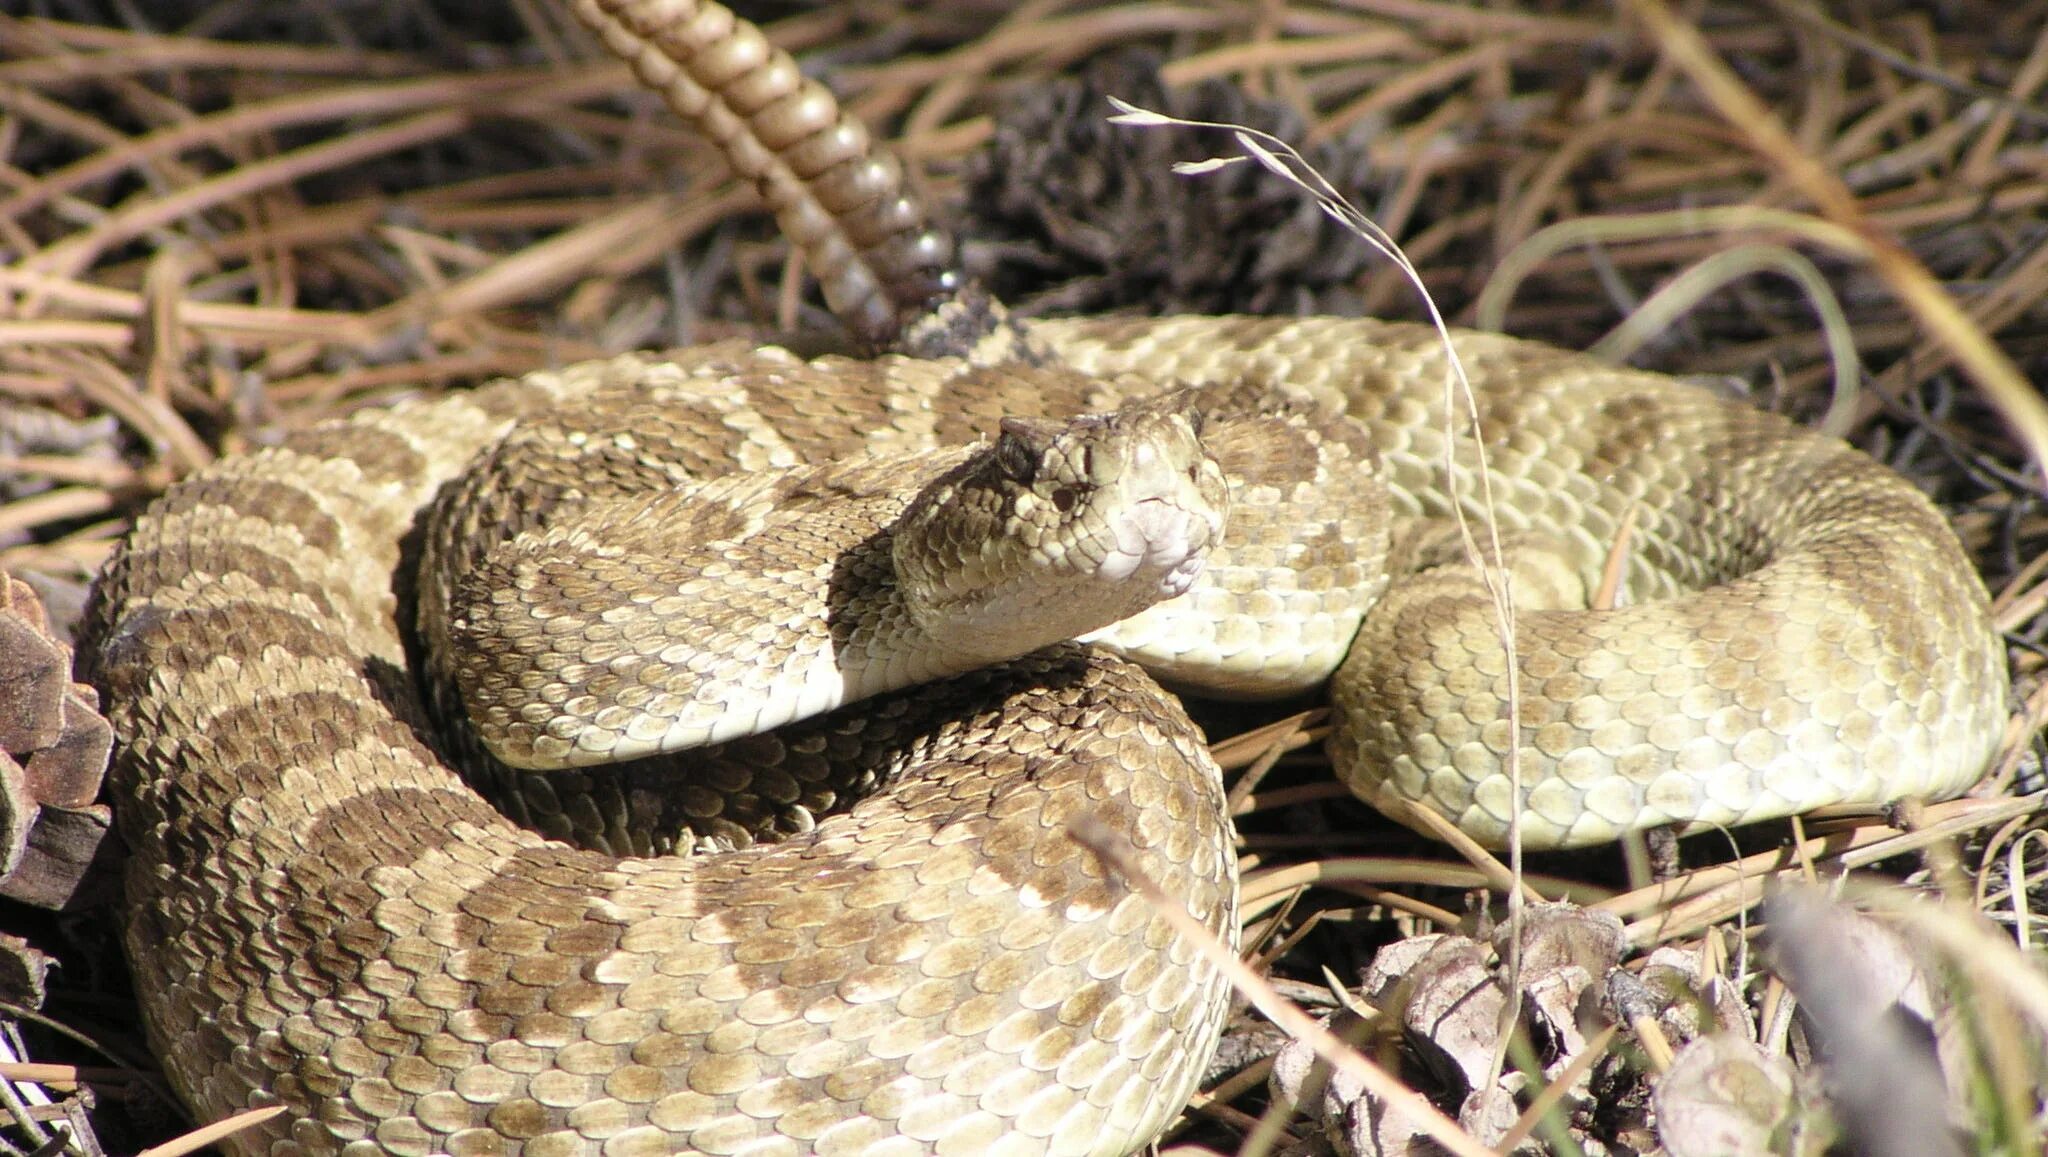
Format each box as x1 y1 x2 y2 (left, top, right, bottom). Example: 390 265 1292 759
87 317 2005 1155
83 0 2006 1153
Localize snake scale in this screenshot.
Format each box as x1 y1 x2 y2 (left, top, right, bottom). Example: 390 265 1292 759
81 0 2008 1154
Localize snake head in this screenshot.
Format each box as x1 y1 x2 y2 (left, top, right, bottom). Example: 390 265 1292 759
892 387 1229 665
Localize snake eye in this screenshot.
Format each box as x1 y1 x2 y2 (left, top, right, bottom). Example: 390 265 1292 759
993 427 1038 485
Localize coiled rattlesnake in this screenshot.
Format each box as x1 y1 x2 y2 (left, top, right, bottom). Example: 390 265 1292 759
83 0 2007 1153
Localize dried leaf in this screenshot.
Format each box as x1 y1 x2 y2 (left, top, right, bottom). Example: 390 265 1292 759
1655 1034 1822 1157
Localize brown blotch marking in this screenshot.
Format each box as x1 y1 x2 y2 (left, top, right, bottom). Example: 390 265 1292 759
157 475 346 554
587 400 747 483
165 785 533 1088
1580 391 1683 480
95 601 384 718
1204 418 1318 492
730 359 899 462
283 424 429 489
115 539 349 625
929 365 1101 445
170 688 448 805
493 396 720 498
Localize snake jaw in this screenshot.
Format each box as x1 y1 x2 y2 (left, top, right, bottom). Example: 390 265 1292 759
1098 496 1211 593
1083 395 1229 611
1093 434 1226 604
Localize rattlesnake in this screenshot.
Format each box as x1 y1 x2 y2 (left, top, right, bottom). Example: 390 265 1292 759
82 0 2008 1154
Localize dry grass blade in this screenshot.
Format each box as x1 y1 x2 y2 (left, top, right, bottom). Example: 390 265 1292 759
1494 1022 1619 1152
1623 0 2048 474
1585 243 1861 436
133 1106 287 1157
1241 859 1614 919
1068 814 1496 1157
1602 796 2047 945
